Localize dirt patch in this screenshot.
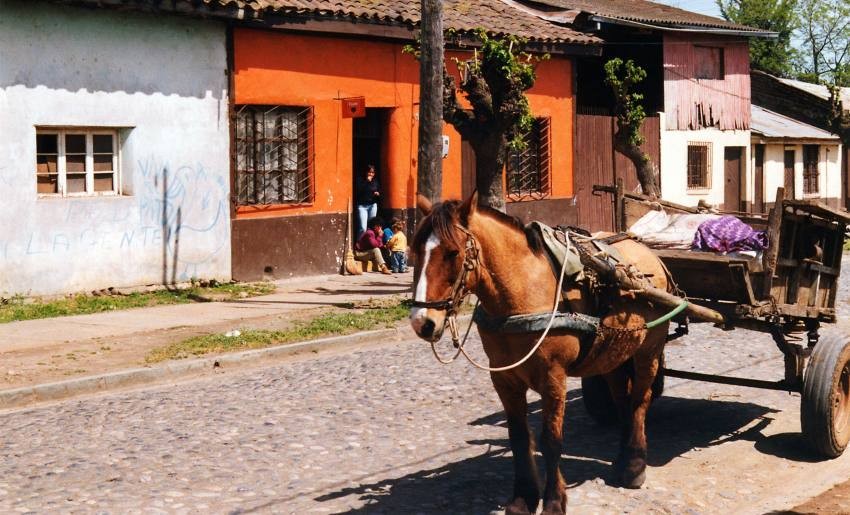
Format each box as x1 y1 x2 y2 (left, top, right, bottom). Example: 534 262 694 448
0 306 335 389
782 477 850 514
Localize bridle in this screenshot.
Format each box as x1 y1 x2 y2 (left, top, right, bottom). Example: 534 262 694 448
410 224 481 318
412 221 576 373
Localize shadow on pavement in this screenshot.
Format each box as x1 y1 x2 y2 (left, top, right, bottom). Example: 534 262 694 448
282 392 802 513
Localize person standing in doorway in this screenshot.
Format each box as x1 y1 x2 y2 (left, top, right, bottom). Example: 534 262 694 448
354 164 381 236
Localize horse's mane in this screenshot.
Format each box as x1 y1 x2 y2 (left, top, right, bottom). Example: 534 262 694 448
413 200 544 255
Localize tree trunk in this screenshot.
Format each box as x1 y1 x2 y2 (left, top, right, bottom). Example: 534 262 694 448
473 132 507 212
416 0 444 204
613 133 661 198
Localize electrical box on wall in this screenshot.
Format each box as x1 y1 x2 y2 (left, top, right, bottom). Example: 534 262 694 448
442 135 449 158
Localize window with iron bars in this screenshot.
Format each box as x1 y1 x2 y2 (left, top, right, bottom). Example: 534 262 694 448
803 144 819 195
506 117 551 201
235 105 314 206
687 142 711 189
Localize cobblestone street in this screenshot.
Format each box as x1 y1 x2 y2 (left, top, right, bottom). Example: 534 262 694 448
2 265 850 514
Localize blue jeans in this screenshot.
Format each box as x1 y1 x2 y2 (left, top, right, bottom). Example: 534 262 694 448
356 202 378 236
388 251 407 272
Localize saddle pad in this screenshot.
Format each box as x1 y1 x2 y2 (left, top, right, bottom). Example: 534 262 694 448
527 221 584 279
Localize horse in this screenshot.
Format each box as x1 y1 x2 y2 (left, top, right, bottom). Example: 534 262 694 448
409 194 671 515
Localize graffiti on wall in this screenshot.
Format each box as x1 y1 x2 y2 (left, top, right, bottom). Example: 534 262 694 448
0 156 230 287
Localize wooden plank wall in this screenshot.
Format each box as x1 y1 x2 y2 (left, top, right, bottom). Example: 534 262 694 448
574 112 660 231
663 34 751 131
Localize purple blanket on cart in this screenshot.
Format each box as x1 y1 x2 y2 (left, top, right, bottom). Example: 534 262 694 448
692 216 768 253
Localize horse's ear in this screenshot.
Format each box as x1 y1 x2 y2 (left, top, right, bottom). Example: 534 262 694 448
461 191 478 219
416 194 433 215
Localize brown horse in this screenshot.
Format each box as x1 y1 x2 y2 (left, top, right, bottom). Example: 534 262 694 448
409 194 670 514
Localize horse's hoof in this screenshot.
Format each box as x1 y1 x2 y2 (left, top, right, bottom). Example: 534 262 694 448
620 466 646 489
541 498 567 514
505 496 537 515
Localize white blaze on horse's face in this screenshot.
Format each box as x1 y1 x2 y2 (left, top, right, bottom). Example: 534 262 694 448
410 232 441 334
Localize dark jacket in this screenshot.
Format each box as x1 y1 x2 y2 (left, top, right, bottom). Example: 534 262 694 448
354 175 381 206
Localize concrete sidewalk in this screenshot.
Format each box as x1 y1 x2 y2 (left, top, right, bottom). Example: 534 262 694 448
0 271 414 408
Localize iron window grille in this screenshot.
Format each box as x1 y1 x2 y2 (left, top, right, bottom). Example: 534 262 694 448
235 105 314 206
506 117 551 201
803 144 819 195
687 142 711 189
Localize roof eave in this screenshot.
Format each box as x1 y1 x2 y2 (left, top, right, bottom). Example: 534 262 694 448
588 14 778 38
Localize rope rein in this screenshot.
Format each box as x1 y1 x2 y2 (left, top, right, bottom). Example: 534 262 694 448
428 227 573 372
424 226 685 372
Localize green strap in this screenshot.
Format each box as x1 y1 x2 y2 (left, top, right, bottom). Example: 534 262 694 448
645 301 688 329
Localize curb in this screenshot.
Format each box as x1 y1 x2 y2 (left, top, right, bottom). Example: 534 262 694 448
0 324 416 411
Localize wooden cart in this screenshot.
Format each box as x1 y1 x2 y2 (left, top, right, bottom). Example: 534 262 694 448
587 182 850 458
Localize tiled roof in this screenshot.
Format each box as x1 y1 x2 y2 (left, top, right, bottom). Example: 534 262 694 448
530 0 766 33
60 0 599 45
752 105 838 140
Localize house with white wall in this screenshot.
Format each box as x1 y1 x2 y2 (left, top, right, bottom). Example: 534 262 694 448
561 0 774 229
752 70 849 210
751 105 842 212
0 0 232 296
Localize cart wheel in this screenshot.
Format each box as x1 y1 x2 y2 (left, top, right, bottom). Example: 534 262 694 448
801 332 850 458
581 353 666 426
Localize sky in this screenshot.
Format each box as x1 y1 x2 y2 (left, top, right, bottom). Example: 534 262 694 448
652 0 723 18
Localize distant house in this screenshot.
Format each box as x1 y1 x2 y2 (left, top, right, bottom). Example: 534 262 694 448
528 0 774 229
0 0 231 296
752 71 850 209
751 105 842 210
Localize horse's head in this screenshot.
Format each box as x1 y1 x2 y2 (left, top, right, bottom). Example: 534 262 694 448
409 194 479 342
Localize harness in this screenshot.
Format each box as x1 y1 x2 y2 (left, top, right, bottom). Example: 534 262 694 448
415 222 683 372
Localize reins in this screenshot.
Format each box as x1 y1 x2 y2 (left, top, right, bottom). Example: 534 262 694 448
417 224 686 373
418 224 572 372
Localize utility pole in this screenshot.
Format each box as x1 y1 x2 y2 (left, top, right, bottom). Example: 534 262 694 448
416 0 444 204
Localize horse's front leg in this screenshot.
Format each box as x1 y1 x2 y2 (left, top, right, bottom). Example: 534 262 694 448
539 367 568 514
492 373 539 515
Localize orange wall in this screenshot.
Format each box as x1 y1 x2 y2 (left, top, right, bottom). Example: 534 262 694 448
233 28 574 219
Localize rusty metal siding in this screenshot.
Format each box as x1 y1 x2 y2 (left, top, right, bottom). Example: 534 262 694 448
574 112 659 231
663 34 751 131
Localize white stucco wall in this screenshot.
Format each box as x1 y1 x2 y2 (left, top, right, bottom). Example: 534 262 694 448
0 1 231 296
658 112 751 208
758 142 842 204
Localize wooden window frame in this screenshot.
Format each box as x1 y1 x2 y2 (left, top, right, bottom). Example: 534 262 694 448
694 46 725 80
687 142 712 190
506 117 552 201
234 105 315 207
35 128 121 198
803 144 820 196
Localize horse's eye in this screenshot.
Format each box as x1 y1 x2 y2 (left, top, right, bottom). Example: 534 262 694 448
444 250 459 260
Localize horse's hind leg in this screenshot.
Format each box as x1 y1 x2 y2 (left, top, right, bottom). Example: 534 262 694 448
610 330 666 488
492 374 539 515
539 368 568 514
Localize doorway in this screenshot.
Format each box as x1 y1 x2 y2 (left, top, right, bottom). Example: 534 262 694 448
352 108 391 232
724 146 745 212
784 148 796 199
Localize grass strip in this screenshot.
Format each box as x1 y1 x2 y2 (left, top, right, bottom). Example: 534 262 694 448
145 300 411 363
0 282 275 324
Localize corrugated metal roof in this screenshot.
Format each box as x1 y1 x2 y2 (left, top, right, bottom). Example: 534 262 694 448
751 105 838 140
529 0 768 33
775 77 850 105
